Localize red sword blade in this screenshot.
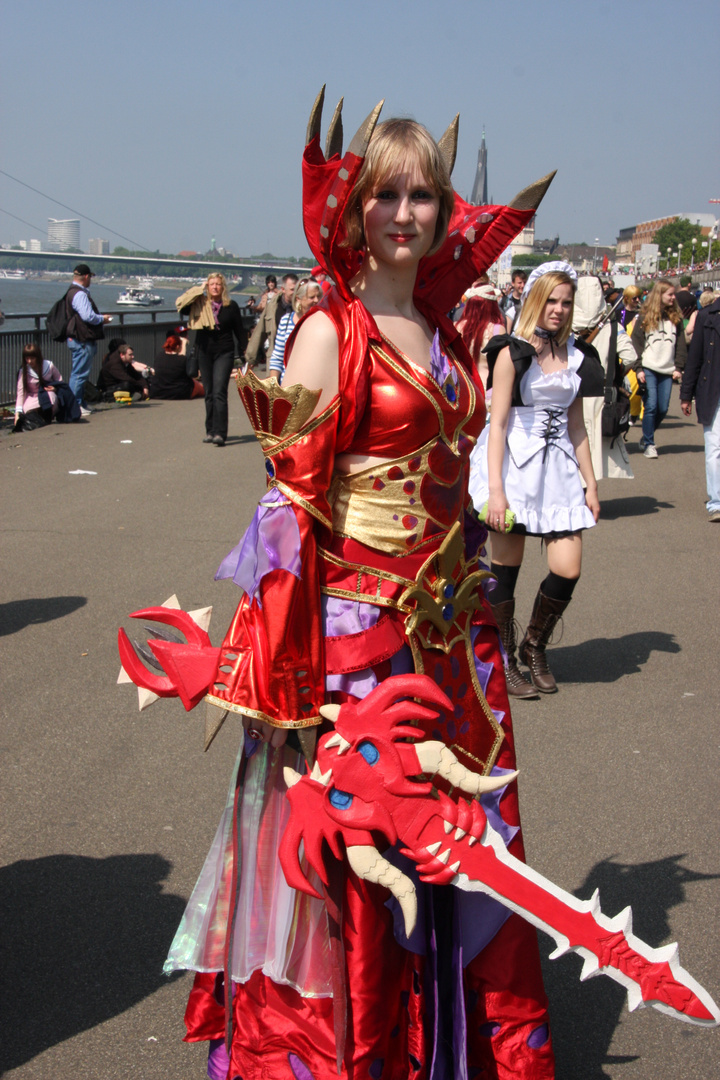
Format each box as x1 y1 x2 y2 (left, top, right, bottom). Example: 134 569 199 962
401 805 719 1027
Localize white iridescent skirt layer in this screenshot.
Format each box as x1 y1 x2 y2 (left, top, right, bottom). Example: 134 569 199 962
164 740 333 997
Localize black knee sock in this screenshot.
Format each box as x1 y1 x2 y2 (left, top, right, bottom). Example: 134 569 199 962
490 563 521 605
541 571 578 604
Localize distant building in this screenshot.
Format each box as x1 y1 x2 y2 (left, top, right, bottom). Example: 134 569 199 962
534 236 560 255
616 226 636 261
470 129 488 206
512 217 536 258
88 237 110 255
617 213 716 258
178 250 198 258
47 218 80 251
18 240 27 250
28 239 42 252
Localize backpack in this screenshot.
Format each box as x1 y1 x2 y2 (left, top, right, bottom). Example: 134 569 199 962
46 287 79 342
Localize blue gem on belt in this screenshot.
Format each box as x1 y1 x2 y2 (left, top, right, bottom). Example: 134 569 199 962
265 459 275 478
443 583 455 598
442 603 454 621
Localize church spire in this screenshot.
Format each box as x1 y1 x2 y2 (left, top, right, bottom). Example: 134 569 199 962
470 127 488 206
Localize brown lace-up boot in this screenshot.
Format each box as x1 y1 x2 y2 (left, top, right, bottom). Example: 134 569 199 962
518 590 569 693
490 599 540 700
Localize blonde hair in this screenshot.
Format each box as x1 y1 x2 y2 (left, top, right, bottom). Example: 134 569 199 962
343 118 454 255
699 290 716 308
206 272 230 306
639 278 682 333
515 271 576 346
292 277 321 315
623 285 642 303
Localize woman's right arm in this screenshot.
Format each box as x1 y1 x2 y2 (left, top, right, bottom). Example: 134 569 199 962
283 310 339 416
486 347 515 532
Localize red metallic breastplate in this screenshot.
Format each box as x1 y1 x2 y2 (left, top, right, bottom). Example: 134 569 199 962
329 334 486 555
349 333 485 458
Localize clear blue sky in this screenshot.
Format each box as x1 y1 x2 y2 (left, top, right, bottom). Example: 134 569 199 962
3 0 719 258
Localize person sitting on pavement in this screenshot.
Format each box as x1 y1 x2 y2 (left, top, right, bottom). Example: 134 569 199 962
13 343 80 430
98 344 149 400
150 331 204 400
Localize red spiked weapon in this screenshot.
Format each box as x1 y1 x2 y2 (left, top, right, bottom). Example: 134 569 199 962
280 675 720 1029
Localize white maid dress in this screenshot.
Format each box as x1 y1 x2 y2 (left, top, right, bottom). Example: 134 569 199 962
469 337 596 536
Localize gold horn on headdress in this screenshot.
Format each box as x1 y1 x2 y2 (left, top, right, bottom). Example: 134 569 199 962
347 100 385 158
438 115 459 176
306 85 326 146
325 98 344 159
508 170 557 211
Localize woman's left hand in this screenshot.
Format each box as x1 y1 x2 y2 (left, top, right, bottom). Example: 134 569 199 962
585 487 601 523
672 369 682 383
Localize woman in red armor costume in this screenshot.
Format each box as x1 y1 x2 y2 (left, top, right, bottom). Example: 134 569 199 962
139 95 557 1080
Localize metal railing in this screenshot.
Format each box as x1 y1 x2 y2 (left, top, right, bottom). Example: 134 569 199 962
0 306 254 405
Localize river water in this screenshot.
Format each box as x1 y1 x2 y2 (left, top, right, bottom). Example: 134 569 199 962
0 279 251 331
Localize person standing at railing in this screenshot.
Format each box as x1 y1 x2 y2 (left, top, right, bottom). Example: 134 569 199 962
64 264 112 417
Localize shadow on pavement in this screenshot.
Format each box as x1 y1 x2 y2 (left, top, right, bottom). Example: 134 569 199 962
599 496 674 519
225 433 258 446
0 853 186 1073
551 631 680 683
0 595 87 636
649 444 704 455
542 853 720 1079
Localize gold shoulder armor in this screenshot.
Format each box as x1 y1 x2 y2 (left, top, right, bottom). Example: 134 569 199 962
236 367 322 450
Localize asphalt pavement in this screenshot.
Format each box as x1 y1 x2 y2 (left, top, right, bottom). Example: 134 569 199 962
1 388 718 1079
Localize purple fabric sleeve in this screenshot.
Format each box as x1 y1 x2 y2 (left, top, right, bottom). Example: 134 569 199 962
215 488 301 604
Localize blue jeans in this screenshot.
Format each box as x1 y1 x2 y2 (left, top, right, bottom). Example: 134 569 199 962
704 398 720 512
641 369 673 447
68 339 97 408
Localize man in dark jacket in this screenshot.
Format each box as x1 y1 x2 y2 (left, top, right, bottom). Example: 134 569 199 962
98 345 149 399
244 273 297 368
680 295 720 522
65 263 112 415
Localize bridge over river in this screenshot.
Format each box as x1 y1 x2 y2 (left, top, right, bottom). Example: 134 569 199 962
0 248 308 289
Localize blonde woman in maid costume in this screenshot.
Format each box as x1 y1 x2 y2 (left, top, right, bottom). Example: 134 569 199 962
469 262 603 699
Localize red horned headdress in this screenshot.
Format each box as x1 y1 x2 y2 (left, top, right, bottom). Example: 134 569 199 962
302 86 556 311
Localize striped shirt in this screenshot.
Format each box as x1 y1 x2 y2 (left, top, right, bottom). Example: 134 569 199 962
269 312 297 377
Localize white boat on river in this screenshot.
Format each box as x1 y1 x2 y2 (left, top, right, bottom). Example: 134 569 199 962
117 286 163 307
